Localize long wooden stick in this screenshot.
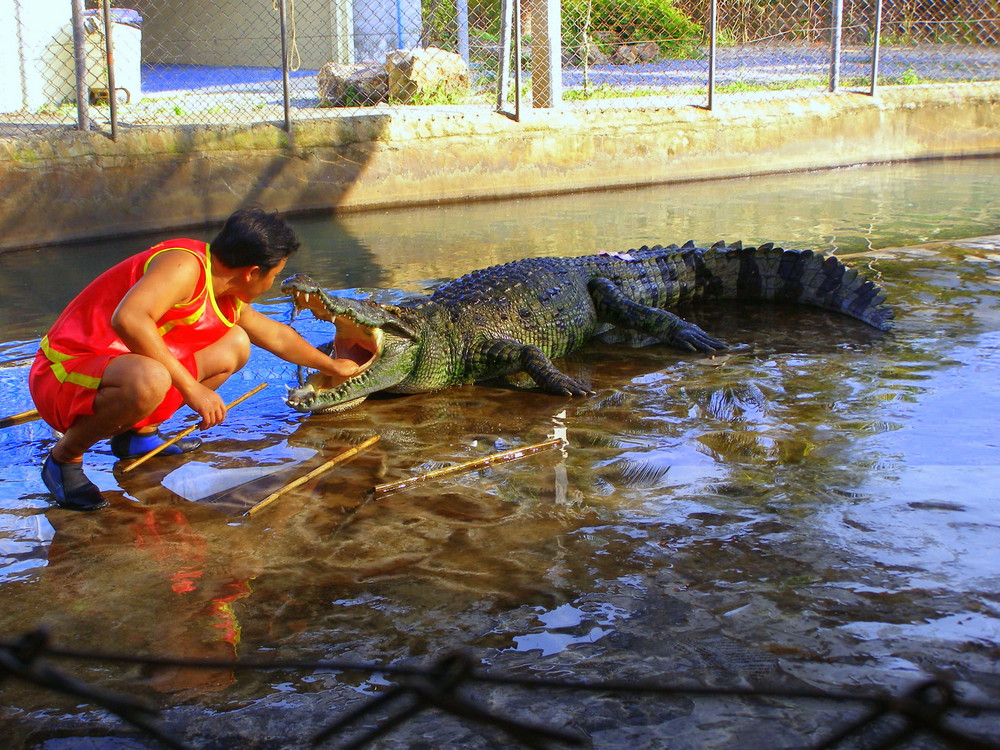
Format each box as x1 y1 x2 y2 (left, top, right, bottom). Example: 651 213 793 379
245 435 381 517
373 438 565 496
123 383 268 473
0 408 40 429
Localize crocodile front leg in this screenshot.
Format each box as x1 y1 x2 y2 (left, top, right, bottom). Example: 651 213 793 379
476 339 593 396
588 277 727 353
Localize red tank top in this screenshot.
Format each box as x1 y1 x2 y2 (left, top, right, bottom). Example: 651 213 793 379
38 239 243 381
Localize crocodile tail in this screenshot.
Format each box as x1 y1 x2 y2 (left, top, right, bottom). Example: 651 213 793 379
698 242 894 332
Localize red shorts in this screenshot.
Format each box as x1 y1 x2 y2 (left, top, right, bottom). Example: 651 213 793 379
29 349 197 433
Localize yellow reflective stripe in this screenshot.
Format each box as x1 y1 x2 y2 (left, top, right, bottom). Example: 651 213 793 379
157 300 208 336
39 336 102 390
205 245 241 327
39 335 71 363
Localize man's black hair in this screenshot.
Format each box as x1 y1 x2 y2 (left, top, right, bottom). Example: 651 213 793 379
210 208 300 269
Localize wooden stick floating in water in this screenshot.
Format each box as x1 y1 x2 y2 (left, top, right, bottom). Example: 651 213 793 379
373 437 565 497
245 435 381 517
0 408 40 429
123 383 268 473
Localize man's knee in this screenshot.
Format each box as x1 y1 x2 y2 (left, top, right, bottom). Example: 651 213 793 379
101 356 172 412
217 325 251 374
198 326 251 381
126 360 173 407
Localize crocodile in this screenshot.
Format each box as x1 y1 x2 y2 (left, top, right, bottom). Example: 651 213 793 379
281 241 892 413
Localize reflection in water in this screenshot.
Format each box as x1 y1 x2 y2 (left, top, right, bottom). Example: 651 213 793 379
0 159 999 739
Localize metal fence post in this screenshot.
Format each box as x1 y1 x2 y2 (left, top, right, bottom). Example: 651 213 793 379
708 0 717 110
101 0 118 139
498 0 513 109
278 0 292 132
70 0 90 132
870 0 883 96
829 0 843 92
497 0 521 121
514 0 522 121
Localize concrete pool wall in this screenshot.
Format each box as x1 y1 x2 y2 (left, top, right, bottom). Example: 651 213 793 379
1 82 998 253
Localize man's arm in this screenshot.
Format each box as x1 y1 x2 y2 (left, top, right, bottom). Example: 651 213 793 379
110 251 228 428
238 305 360 377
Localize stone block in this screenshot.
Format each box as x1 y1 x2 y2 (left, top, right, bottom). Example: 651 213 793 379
385 47 471 104
318 62 389 107
635 42 659 62
612 45 640 66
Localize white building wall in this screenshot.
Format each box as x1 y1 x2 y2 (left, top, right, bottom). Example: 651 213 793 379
0 0 72 112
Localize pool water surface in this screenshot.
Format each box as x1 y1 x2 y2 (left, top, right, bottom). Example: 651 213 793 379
0 158 998 747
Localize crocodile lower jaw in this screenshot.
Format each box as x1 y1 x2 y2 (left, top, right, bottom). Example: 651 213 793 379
313 396 368 413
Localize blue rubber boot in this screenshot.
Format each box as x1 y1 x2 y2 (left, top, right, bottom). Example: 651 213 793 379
110 430 203 460
41 454 108 511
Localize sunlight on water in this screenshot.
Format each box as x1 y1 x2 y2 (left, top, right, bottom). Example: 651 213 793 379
0 159 998 739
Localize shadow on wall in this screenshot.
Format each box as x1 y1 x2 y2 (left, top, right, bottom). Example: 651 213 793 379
0 114 392 253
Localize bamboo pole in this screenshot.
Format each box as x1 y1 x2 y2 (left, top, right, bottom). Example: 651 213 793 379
122 383 268 473
373 438 565 496
245 435 381 517
0 409 40 429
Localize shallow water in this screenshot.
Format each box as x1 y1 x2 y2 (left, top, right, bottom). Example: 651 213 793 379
1 158 999 745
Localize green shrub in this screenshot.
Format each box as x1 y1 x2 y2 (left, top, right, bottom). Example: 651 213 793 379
563 0 702 58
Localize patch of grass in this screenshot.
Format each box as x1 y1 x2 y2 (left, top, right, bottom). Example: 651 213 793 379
564 83 673 100
565 77 833 100
895 67 927 85
395 81 471 105
841 67 930 87
703 77 826 94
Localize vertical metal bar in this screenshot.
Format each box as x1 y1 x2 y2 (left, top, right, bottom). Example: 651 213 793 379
708 0 717 109
869 0 883 96
278 0 292 132
829 0 843 92
514 0 522 122
457 0 470 64
498 0 513 109
71 0 90 131
101 0 118 140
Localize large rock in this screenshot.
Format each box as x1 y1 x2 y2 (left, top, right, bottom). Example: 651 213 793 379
317 62 389 107
611 44 640 66
564 42 609 66
385 47 471 104
635 41 659 62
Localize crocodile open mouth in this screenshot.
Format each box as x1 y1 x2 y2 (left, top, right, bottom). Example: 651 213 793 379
286 288 382 412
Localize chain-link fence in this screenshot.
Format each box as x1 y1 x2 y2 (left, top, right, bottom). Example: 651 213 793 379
4 629 1000 749
1 1 997 135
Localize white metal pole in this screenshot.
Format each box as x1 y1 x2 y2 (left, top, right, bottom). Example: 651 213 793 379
870 0 883 96
829 0 843 92
101 0 118 139
279 0 291 131
70 0 90 131
498 0 513 110
708 0 717 109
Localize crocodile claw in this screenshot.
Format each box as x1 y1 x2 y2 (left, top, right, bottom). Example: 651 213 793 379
672 323 728 353
546 373 593 397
